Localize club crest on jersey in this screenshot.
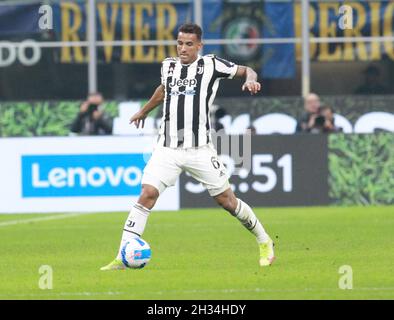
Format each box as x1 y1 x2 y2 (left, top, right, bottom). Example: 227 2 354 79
197 65 204 74
169 78 197 88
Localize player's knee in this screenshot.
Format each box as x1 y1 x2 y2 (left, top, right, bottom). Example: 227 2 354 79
141 185 159 200
138 184 159 209
215 193 238 214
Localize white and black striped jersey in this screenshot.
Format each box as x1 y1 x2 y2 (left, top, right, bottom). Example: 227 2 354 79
157 54 238 148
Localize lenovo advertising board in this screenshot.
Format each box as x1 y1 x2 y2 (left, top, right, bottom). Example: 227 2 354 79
0 136 179 213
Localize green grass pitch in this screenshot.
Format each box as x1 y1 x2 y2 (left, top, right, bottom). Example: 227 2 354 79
0 206 393 300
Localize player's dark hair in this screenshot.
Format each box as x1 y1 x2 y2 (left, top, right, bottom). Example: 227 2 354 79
178 23 202 41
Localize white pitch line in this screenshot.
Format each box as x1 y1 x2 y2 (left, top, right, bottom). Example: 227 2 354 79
0 212 95 228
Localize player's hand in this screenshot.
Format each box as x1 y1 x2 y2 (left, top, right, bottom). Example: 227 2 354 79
242 81 261 95
129 110 147 128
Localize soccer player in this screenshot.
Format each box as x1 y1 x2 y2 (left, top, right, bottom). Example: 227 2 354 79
101 23 275 270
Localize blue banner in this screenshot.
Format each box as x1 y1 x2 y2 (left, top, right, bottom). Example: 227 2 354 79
0 4 40 36
21 154 148 197
1 1 394 78
203 1 295 78
262 2 295 78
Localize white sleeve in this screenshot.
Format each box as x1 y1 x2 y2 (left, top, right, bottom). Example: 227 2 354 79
161 63 165 85
214 56 238 79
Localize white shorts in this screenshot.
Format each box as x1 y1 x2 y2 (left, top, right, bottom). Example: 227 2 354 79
142 143 230 197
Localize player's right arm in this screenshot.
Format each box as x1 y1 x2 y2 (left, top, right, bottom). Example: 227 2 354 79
235 66 261 95
211 55 261 95
129 84 165 128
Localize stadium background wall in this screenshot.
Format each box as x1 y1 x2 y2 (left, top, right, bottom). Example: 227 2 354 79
181 134 330 207
180 133 393 208
2 1 394 99
0 95 393 137
0 133 391 213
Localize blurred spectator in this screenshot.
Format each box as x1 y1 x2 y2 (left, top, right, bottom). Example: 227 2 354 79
70 92 113 135
309 105 341 134
296 93 321 133
320 105 341 133
355 65 389 95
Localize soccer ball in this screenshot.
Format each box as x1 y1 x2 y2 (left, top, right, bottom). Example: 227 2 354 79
120 238 151 269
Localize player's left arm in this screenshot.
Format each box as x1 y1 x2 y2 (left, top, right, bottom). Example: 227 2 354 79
235 65 261 95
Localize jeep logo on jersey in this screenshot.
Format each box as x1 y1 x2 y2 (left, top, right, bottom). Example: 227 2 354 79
169 78 197 88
